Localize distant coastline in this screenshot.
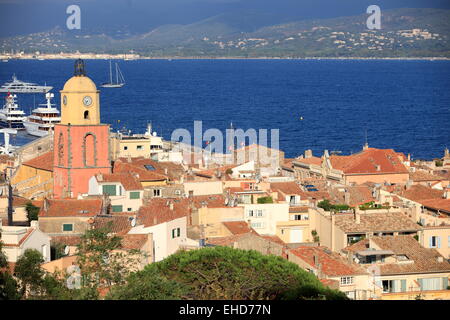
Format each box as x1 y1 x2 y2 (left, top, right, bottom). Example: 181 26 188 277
1 54 450 61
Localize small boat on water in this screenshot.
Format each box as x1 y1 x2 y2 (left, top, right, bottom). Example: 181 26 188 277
23 92 60 137
0 93 26 129
0 74 52 93
101 60 125 88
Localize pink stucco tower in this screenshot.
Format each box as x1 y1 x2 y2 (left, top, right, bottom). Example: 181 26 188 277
53 60 111 198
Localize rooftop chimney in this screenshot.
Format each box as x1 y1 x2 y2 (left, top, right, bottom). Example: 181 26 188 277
188 190 194 199
169 202 174 210
304 149 313 159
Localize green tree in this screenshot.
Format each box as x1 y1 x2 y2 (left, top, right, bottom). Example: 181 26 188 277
0 241 20 300
107 246 347 300
14 249 45 297
76 223 143 293
257 196 274 204
25 202 40 223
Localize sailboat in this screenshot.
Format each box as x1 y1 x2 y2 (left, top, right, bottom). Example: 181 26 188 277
101 60 125 88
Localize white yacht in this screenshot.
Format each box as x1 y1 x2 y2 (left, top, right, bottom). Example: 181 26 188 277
23 92 60 137
0 74 53 93
0 93 26 129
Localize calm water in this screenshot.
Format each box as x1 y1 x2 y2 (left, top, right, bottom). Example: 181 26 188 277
0 59 449 160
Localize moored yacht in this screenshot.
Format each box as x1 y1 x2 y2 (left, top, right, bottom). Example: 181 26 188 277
0 74 53 93
23 92 60 137
0 93 26 129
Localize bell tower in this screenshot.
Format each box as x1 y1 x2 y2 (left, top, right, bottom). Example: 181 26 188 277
53 59 111 199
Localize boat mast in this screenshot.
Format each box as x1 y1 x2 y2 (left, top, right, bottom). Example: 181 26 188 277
109 60 113 84
116 63 119 84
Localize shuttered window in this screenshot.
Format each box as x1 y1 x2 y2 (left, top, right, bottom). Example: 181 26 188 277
63 224 73 232
130 192 140 199
103 185 117 196
420 278 444 291
111 205 123 212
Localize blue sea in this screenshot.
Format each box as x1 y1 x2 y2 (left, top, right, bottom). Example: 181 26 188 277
0 59 449 160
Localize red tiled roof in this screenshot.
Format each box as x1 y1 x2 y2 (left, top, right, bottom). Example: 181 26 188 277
120 234 149 250
330 148 408 175
96 172 143 191
93 215 134 235
39 199 103 217
397 185 445 202
418 198 450 214
114 157 183 181
410 170 444 182
222 221 254 235
137 198 188 227
50 235 82 246
0 196 31 207
289 246 367 277
22 151 53 172
345 235 450 275
333 212 421 233
271 182 305 196
295 157 322 166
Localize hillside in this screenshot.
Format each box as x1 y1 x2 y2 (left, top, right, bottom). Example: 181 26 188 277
1 8 449 57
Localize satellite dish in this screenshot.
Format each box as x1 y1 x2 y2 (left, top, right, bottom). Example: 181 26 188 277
130 217 136 227
64 246 70 255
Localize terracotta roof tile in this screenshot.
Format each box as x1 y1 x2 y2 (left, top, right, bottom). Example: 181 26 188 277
120 234 149 250
96 172 143 191
114 157 183 181
290 246 367 277
333 212 421 233
418 198 450 214
222 221 254 235
330 148 408 175
22 151 53 172
396 185 445 202
410 170 444 182
39 199 103 217
345 235 450 275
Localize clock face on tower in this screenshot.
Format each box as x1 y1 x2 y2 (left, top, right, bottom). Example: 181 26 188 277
83 96 92 106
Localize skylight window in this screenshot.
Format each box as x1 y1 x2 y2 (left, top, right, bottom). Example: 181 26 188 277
144 164 156 171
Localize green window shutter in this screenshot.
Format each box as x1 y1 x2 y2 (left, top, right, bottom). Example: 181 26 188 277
130 191 140 199
443 277 448 290
437 237 441 249
111 205 123 212
63 224 73 232
103 185 117 196
171 229 175 239
177 228 181 237
418 278 423 290
401 279 407 292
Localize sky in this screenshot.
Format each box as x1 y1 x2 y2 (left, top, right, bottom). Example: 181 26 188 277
0 0 449 37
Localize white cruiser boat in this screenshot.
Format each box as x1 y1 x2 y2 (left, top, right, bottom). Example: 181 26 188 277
23 92 60 137
0 74 53 93
0 93 26 129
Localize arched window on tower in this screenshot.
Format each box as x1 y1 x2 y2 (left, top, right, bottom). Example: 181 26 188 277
58 133 64 166
83 133 97 167
84 110 90 120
